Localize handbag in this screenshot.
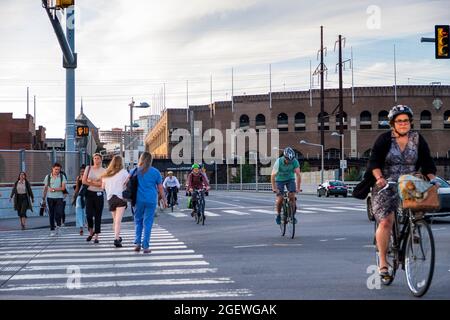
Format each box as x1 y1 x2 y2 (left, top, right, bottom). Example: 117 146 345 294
402 184 440 212
352 175 374 200
123 168 138 206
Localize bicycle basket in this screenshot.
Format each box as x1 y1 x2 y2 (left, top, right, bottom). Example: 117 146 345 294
398 175 440 212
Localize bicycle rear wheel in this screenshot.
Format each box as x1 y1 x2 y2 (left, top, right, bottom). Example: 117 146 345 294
200 199 205 226
374 220 397 286
287 203 295 239
405 219 435 297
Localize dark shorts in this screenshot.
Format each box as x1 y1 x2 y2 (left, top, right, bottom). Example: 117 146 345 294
276 180 296 196
108 195 127 212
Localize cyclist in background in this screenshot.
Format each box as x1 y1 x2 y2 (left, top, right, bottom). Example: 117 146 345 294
271 147 301 225
187 164 210 217
163 171 181 207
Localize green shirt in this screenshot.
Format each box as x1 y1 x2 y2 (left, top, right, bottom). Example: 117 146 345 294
272 157 300 182
43 174 67 199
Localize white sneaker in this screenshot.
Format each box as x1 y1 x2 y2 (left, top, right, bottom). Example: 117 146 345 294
50 231 56 237
55 226 60 236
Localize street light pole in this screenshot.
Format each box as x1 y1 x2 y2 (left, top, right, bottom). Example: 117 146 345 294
300 140 324 185
331 132 345 182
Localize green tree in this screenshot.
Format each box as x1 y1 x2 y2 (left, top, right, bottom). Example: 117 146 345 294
345 167 361 181
301 161 311 172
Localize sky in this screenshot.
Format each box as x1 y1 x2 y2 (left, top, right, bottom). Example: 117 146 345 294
0 0 449 138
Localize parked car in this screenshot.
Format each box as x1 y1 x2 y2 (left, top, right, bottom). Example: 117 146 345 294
366 176 450 221
317 180 348 198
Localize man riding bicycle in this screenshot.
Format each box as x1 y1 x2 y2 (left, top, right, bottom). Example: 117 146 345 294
163 171 181 207
271 147 301 225
187 164 210 217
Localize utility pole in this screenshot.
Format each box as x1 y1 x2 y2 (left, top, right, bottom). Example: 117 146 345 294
313 26 328 150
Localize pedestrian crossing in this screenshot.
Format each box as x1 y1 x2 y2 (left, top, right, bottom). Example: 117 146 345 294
0 223 252 299
162 205 368 219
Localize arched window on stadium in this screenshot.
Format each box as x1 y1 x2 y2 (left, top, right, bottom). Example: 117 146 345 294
239 114 250 129
277 113 289 132
360 111 372 130
420 110 432 129
325 148 340 159
295 112 306 132
378 110 389 129
255 114 266 132
444 110 450 129
336 112 348 130
317 112 329 131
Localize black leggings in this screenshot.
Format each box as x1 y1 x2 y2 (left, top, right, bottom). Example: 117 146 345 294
85 191 104 234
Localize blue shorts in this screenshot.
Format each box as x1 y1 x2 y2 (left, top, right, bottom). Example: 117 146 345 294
276 180 296 196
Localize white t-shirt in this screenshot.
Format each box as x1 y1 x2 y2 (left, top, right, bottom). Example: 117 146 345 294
102 169 129 201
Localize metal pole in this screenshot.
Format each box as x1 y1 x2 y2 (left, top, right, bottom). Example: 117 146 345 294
320 26 325 150
27 87 29 115
231 68 234 112
215 162 218 190
321 145 324 185
351 47 355 104
226 163 229 191
269 64 272 109
394 44 398 102
65 8 75 153
240 159 243 191
341 134 345 182
255 155 258 192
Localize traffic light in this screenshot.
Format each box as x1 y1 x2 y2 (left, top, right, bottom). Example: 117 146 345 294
435 25 449 59
76 126 89 137
55 0 74 9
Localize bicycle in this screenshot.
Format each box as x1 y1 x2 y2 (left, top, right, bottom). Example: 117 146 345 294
373 180 435 297
275 189 297 239
167 187 177 212
192 188 207 225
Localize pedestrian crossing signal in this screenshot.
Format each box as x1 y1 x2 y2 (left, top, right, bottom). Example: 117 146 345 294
77 126 89 137
435 25 449 59
55 0 74 9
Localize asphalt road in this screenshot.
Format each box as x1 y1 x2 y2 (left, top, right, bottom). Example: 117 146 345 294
1 191 449 300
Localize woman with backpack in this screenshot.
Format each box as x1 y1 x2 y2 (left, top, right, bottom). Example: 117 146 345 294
102 155 129 248
10 172 34 230
133 152 166 253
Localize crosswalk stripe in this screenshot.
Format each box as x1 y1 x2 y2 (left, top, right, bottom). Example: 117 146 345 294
165 211 188 217
49 289 253 300
0 243 186 254
298 210 316 213
5 252 202 265
248 209 272 215
331 206 367 212
222 210 249 216
306 207 340 213
21 260 210 271
0 268 219 281
204 211 220 217
0 277 235 292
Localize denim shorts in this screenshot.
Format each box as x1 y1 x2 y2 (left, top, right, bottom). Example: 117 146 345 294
276 180 296 196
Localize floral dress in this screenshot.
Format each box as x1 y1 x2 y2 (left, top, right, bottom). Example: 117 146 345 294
371 131 419 221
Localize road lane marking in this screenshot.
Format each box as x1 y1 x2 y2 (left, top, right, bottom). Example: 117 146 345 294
166 212 188 217
204 211 220 217
0 268 219 281
334 238 347 241
331 206 367 212
21 260 210 271
306 207 340 213
233 244 269 249
0 277 235 292
249 209 273 214
49 289 253 300
223 210 250 215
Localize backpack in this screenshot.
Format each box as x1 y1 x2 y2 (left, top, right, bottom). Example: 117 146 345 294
47 171 68 194
123 168 138 208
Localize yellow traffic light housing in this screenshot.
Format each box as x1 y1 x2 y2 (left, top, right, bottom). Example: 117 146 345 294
55 0 74 9
435 25 449 59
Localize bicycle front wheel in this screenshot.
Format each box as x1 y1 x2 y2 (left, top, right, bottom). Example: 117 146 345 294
405 219 435 297
280 204 287 237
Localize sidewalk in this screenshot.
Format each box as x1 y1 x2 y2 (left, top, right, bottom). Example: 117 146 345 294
0 208 135 232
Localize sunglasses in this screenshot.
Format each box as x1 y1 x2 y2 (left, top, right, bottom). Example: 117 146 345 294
394 119 411 124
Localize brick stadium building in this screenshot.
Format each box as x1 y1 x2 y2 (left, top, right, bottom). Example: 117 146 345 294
146 85 450 179
0 113 46 150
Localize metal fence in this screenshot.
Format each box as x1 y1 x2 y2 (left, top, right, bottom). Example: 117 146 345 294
0 150 87 184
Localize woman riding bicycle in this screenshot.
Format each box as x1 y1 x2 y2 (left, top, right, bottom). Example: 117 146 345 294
366 105 437 280
163 171 181 207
